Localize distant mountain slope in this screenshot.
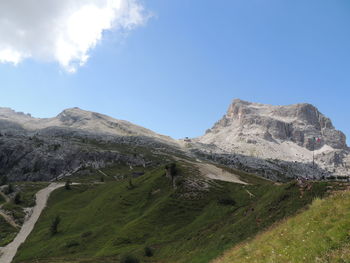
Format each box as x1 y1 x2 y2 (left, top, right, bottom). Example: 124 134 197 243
0 107 174 143
0 107 180 182
195 99 350 177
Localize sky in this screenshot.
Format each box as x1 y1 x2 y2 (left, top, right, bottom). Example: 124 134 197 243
0 0 349 142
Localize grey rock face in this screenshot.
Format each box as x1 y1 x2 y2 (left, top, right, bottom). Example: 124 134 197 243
210 99 346 150
0 134 153 181
0 107 180 182
197 99 349 178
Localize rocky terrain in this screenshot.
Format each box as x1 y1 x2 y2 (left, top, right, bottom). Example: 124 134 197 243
193 99 349 179
0 107 179 181
0 107 175 143
0 102 348 263
0 101 349 182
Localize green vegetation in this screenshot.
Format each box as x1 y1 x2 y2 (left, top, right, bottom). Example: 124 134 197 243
2 182 49 223
144 246 154 257
50 216 61 236
14 192 21 204
213 190 350 263
67 163 155 184
5 183 14 194
0 193 5 205
14 161 329 263
0 215 17 247
65 180 71 190
14 182 50 207
2 202 26 224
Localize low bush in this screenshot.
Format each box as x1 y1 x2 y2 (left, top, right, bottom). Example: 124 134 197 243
120 254 139 263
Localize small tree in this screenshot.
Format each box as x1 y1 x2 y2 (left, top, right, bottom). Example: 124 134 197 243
14 192 21 204
121 255 139 263
65 180 71 190
165 163 178 188
5 183 14 194
50 215 61 235
144 246 153 257
127 177 134 189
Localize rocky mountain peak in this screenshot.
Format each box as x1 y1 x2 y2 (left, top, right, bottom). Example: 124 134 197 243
197 99 348 177
57 107 105 124
207 99 345 150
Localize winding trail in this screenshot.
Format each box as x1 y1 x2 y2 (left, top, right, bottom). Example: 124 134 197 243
0 183 64 263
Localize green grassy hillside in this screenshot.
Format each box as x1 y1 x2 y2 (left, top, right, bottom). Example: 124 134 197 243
14 162 329 263
213 188 350 263
0 216 17 247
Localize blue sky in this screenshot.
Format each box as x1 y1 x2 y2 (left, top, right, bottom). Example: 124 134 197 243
0 0 349 142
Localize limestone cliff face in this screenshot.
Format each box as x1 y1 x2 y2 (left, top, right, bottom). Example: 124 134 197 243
198 99 349 177
206 99 347 150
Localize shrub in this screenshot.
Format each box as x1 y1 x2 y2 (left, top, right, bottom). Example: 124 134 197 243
65 180 71 190
120 255 139 263
81 231 93 238
50 215 61 235
144 246 154 257
165 163 177 176
65 240 79 248
218 197 236 206
5 184 14 194
127 178 134 190
14 193 21 204
175 178 185 187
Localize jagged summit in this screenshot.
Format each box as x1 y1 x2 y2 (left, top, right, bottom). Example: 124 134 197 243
205 99 346 150
196 99 349 176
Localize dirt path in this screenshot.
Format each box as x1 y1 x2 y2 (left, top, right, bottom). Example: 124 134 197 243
0 183 65 263
196 163 247 185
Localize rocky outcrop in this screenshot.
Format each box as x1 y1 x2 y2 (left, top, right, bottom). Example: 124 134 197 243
0 134 152 181
206 99 347 150
197 99 349 178
0 107 182 182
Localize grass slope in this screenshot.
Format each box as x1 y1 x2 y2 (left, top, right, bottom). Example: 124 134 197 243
213 189 350 263
0 215 17 247
14 163 328 263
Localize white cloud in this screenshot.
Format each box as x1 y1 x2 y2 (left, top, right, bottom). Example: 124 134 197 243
0 0 148 72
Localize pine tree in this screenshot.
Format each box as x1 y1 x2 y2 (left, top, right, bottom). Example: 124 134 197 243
50 215 61 235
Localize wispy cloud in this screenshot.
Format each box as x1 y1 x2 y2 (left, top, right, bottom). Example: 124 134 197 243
0 0 149 72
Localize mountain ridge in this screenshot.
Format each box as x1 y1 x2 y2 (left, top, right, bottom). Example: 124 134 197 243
0 106 175 144
0 100 349 181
